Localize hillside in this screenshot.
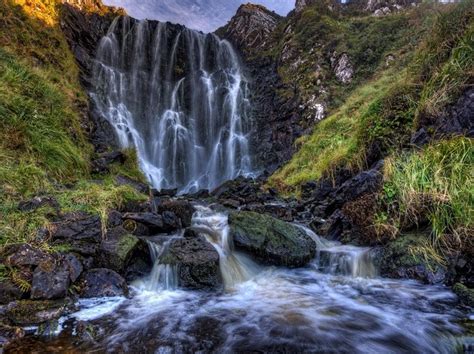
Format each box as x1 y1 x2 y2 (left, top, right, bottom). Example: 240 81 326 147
0 0 473 351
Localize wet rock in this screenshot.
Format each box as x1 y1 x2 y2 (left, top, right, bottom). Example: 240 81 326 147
122 212 165 235
326 161 384 215
160 236 221 290
0 323 25 349
453 283 474 307
98 227 148 273
107 210 123 228
49 212 100 240
18 196 59 212
115 175 149 194
31 261 70 300
228 211 316 267
156 200 196 228
4 299 72 326
4 244 52 268
80 269 129 298
151 188 178 198
0 281 24 305
161 211 181 231
91 151 125 174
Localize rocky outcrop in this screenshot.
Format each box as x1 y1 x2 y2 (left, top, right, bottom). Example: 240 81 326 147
331 52 354 84
412 87 474 146
217 4 281 55
228 211 316 267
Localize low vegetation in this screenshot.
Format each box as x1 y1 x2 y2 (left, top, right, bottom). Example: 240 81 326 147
270 0 473 258
0 0 146 248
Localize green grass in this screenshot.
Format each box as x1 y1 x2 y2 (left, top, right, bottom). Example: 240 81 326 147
270 1 473 193
268 68 406 191
382 137 473 254
0 0 147 248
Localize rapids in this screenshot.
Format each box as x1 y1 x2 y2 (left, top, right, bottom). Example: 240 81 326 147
11 207 467 353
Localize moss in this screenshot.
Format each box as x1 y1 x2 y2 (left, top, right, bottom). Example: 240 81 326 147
116 233 139 262
453 283 474 307
5 299 71 326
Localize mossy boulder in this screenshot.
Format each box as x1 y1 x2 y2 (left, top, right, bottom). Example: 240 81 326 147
3 299 72 326
228 211 316 267
379 233 446 284
453 283 474 307
98 227 148 274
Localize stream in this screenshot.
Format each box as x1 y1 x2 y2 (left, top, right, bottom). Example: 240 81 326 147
7 207 470 353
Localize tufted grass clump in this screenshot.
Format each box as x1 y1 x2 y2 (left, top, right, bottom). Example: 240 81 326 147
382 137 474 255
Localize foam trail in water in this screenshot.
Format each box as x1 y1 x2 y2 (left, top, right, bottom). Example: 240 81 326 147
91 18 253 193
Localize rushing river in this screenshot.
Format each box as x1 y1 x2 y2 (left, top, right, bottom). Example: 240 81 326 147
8 207 469 353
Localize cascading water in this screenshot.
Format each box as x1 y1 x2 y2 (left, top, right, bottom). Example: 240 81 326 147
191 206 260 289
91 17 253 193
21 208 466 352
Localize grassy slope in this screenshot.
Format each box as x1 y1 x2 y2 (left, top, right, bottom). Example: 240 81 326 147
269 1 473 255
0 0 146 247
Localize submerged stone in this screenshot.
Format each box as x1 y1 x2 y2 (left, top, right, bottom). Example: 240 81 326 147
228 211 316 267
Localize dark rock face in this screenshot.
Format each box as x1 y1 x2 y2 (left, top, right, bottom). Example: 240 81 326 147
229 211 316 267
4 244 52 268
60 2 124 151
160 235 221 290
80 269 129 298
91 151 125 174
49 212 102 256
0 281 24 305
413 87 474 146
156 200 196 228
217 4 281 55
18 196 59 212
379 233 447 284
31 263 70 300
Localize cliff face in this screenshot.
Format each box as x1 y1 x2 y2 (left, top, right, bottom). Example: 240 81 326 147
217 4 281 55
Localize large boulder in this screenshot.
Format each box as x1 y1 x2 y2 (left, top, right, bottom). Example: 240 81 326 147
122 212 180 235
80 269 129 298
228 211 316 267
30 261 70 300
160 235 221 290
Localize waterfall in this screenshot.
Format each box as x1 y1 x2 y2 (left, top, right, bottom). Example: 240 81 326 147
298 225 377 278
191 206 260 289
138 239 179 291
91 17 253 193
